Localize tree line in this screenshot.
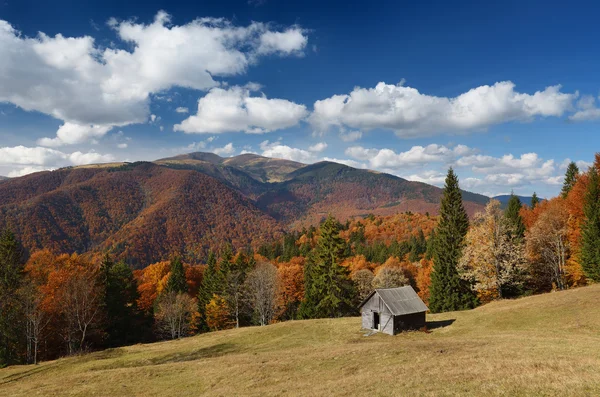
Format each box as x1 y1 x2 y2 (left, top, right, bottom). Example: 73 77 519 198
2 154 600 366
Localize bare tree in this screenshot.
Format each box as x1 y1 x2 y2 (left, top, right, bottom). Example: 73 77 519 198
527 201 570 291
245 262 279 326
372 266 409 289
225 271 246 328
20 282 50 364
58 265 103 354
352 269 374 301
155 292 197 339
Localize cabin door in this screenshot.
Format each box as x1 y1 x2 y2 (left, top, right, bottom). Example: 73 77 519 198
373 312 380 330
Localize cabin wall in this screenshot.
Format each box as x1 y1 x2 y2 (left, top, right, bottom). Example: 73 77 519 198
380 313 394 335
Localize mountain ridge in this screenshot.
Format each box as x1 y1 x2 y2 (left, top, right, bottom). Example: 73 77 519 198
0 152 490 266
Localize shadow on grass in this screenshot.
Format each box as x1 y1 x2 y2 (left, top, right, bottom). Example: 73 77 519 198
92 343 239 370
0 365 52 385
149 343 239 365
427 319 456 330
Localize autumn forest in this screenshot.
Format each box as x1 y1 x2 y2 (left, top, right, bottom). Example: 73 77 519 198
1 154 599 368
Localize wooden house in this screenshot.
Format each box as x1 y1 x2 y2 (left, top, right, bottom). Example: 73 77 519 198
358 286 428 335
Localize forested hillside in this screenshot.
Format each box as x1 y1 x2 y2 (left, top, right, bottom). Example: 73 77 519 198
0 153 488 265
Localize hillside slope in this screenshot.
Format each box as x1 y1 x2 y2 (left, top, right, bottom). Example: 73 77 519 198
0 152 490 265
0 162 282 266
3 284 600 396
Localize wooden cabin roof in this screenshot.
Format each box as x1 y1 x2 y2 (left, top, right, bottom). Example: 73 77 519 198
358 286 428 316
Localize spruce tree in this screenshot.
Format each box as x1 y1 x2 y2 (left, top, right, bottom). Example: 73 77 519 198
581 164 600 281
101 255 145 347
0 228 24 366
505 193 526 241
165 256 187 294
299 215 355 318
429 168 477 313
531 192 539 209
197 251 219 331
561 161 579 198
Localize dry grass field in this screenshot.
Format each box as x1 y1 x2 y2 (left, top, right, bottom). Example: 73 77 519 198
2 284 600 396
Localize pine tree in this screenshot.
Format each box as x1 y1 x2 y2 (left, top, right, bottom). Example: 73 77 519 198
299 215 355 318
429 168 478 313
561 161 579 198
0 228 24 366
197 251 222 331
505 193 526 241
581 161 600 281
531 192 540 209
101 255 145 347
165 256 187 294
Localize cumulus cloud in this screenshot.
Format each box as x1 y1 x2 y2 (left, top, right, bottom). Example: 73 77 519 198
213 143 236 156
0 145 116 176
308 142 327 152
346 144 474 168
339 130 362 142
174 86 308 134
175 107 189 113
0 12 309 145
259 140 316 163
569 95 600 121
310 81 577 137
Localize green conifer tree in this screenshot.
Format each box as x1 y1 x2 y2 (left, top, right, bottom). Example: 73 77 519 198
299 215 355 318
531 192 540 209
0 228 24 366
505 193 526 241
561 161 579 198
165 256 187 294
101 255 145 347
581 163 600 281
429 169 477 313
197 251 218 331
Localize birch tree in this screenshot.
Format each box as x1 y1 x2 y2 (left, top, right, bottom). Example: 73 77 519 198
245 262 279 326
459 200 527 302
155 291 197 339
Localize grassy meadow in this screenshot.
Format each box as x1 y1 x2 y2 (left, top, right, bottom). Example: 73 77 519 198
2 284 600 396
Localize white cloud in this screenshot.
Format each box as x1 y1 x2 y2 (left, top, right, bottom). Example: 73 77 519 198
174 86 307 134
308 142 327 152
339 130 362 142
0 145 116 176
0 12 309 146
310 81 577 137
7 166 53 177
322 157 366 169
117 143 128 149
259 140 315 163
213 143 235 156
346 144 474 168
175 107 189 113
256 27 308 56
569 95 600 121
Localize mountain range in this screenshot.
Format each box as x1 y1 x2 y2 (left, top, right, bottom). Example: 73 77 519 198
0 152 491 267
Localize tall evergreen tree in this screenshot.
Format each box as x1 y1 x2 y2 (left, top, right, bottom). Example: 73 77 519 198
0 229 24 366
429 168 477 313
299 215 355 318
197 251 223 331
531 192 540 209
581 161 600 281
165 256 187 294
505 193 526 241
561 161 579 198
101 255 146 347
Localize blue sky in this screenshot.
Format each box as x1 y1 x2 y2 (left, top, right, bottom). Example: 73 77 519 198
1 0 599 197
